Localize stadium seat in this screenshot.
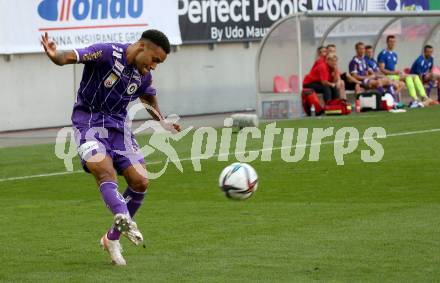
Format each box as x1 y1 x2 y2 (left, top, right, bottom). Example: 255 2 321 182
288 74 299 93
273 75 293 93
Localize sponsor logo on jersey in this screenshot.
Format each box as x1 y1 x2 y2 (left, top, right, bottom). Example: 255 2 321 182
112 51 122 59
104 73 119 88
112 44 123 52
114 60 125 73
82 50 103 61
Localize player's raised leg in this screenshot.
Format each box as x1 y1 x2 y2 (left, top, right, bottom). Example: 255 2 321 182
106 163 148 245
86 154 130 218
86 154 129 265
122 164 149 216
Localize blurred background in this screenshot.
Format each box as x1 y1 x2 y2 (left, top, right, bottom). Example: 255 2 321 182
0 0 438 132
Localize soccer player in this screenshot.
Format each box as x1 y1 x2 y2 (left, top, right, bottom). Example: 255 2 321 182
303 53 340 102
349 42 398 96
377 35 428 104
365 45 381 74
410 45 440 102
41 30 181 266
366 45 404 96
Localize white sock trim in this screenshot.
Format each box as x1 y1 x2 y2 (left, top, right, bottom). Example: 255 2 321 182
100 181 118 187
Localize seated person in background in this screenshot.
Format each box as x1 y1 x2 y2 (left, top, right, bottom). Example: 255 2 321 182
349 42 398 97
365 45 404 96
341 71 363 95
410 45 440 102
303 53 340 102
365 45 381 74
326 44 336 54
325 44 348 99
378 35 429 104
312 46 327 69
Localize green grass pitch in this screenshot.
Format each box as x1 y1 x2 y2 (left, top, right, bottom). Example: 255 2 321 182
0 108 439 282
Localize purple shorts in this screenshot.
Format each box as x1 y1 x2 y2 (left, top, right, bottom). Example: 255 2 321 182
74 126 144 175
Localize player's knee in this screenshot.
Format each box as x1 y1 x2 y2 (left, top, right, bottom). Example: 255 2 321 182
95 169 117 184
130 177 149 192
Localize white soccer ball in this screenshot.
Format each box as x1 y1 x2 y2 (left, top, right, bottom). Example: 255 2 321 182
218 163 258 200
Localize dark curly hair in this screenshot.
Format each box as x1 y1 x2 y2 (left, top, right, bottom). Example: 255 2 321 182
141 29 171 54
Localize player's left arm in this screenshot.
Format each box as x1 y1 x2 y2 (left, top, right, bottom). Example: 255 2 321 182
139 94 181 132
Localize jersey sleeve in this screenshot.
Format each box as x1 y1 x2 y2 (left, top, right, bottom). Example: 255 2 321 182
139 74 157 96
410 57 422 74
377 51 386 64
349 59 357 74
74 43 112 64
369 60 379 72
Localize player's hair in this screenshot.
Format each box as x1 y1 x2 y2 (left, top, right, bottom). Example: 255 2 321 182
424 44 433 51
140 29 171 54
326 44 336 49
355 42 365 49
317 46 326 54
365 45 373 50
386 35 396 42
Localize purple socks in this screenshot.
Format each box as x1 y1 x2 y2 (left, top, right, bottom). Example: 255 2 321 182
99 182 129 215
106 186 146 240
123 187 146 217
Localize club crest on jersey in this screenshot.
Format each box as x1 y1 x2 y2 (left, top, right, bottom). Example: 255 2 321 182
127 83 139 95
104 73 119 88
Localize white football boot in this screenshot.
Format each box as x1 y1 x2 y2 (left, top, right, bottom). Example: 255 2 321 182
113 213 144 246
100 233 126 266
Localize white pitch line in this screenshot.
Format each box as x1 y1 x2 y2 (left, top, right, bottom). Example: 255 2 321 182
1 128 439 183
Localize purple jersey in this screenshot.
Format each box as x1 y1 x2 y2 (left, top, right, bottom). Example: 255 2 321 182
349 56 369 77
72 43 156 130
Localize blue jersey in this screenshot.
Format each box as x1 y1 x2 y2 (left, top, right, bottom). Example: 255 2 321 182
365 56 379 73
349 56 369 76
410 55 433 75
72 43 156 130
377 49 398 71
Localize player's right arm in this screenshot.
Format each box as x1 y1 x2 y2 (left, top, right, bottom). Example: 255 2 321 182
377 51 399 75
378 62 399 75
41 32 77 66
349 60 365 81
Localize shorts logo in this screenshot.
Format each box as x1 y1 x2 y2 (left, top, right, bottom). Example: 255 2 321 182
104 73 119 88
127 83 138 95
78 141 99 159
